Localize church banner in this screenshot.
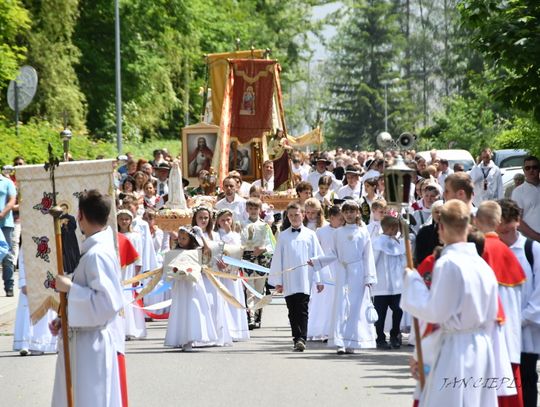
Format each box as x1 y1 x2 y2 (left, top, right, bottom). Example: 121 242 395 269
230 59 277 144
207 50 265 126
16 160 117 323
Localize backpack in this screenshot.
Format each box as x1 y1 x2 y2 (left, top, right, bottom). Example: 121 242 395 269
525 238 535 270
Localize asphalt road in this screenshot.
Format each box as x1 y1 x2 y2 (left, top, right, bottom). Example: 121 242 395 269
0 299 416 407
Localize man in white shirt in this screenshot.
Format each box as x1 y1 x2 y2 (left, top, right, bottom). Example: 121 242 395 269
512 155 540 242
215 176 248 224
154 162 170 196
307 157 341 191
437 158 453 191
470 147 503 206
251 160 274 193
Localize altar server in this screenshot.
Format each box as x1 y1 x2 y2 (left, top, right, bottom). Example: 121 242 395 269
401 199 499 406
51 190 124 407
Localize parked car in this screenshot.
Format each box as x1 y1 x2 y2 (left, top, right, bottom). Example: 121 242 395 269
416 149 476 172
492 149 528 169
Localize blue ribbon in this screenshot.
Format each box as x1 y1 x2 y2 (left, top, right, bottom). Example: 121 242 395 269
221 255 271 274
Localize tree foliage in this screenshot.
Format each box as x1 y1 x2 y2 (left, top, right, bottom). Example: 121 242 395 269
459 0 540 121
325 0 415 148
0 0 30 86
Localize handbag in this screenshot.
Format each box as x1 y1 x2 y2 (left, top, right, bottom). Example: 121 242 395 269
365 285 378 324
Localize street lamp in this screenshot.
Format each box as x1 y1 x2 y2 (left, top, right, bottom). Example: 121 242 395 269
60 128 72 162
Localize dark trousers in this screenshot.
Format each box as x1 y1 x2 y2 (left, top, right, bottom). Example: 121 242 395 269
1 226 14 292
284 293 310 343
373 294 403 343
520 352 538 407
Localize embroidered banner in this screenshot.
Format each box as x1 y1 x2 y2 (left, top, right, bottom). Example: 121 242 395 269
16 160 117 323
229 59 277 144
207 50 265 126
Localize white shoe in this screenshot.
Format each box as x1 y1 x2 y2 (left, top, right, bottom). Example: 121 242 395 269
337 347 346 355
19 348 29 356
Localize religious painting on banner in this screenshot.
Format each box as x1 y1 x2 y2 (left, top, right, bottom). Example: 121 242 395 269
229 59 277 144
15 160 118 323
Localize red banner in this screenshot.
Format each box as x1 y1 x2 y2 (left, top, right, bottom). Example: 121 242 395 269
229 59 276 144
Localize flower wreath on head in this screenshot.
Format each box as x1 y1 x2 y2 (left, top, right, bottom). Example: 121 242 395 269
215 208 234 220
191 204 214 217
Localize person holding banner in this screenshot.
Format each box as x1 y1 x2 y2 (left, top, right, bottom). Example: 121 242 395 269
50 190 124 407
400 199 499 406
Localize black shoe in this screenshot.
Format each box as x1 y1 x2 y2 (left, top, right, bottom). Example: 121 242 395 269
390 338 401 349
6 290 14 297
376 341 391 350
294 340 306 352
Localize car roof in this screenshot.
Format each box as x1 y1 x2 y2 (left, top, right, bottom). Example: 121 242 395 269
416 149 475 161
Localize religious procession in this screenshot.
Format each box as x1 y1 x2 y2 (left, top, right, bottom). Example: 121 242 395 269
1 2 540 407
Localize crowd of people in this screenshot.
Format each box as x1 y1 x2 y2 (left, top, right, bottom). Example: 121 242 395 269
1 144 539 406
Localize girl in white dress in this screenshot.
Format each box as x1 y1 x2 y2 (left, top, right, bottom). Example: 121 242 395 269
310 200 377 354
164 227 217 351
215 209 249 341
13 249 58 355
117 209 147 340
304 198 327 231
307 205 343 341
192 205 232 346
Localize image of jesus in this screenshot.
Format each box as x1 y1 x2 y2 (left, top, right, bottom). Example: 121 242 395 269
188 137 214 177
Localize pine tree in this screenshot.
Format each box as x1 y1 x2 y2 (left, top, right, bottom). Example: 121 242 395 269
325 0 414 148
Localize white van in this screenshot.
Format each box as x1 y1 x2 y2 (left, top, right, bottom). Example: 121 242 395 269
416 149 476 171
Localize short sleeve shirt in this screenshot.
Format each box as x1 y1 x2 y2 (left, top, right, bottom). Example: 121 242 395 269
0 176 16 228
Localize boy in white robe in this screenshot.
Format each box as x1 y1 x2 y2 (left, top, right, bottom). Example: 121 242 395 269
309 200 377 354
497 198 540 407
372 215 406 350
51 190 124 407
269 202 324 352
401 199 499 407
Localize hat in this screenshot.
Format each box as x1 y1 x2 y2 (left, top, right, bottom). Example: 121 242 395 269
315 155 331 164
364 158 376 171
362 169 381 183
344 165 362 176
153 162 171 171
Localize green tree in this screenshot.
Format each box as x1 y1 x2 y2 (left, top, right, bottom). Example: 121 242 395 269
459 0 540 120
23 0 86 128
325 0 415 148
0 0 30 87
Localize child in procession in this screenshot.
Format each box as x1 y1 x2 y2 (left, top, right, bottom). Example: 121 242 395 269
164 227 217 351
309 200 377 354
372 215 406 350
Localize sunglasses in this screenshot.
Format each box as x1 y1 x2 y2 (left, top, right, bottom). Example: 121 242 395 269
524 165 539 171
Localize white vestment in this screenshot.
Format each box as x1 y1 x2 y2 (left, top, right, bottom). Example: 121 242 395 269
311 224 377 349
52 227 124 407
13 250 58 353
307 225 337 339
401 242 499 407
217 230 249 341
121 231 146 339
